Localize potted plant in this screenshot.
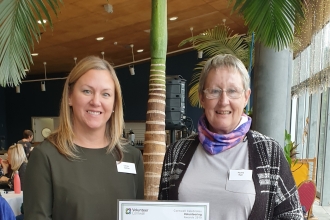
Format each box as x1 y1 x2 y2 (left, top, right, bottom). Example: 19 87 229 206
284 129 299 166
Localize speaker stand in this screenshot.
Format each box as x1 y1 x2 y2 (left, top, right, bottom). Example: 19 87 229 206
170 129 176 144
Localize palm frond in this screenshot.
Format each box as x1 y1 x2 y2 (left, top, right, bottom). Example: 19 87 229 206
230 0 305 51
179 25 253 107
0 0 63 87
188 82 201 107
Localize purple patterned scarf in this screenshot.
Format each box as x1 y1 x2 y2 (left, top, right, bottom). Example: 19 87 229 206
198 114 252 155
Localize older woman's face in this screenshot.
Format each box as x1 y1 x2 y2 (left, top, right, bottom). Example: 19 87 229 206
199 67 250 134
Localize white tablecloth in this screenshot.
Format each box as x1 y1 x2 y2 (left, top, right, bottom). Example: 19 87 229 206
1 190 23 216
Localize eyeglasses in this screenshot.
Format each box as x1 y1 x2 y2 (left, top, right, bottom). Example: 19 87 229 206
203 88 245 99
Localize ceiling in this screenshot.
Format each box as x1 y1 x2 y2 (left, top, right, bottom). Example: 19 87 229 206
27 0 248 76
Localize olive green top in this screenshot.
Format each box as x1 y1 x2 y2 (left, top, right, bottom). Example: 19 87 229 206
24 140 144 220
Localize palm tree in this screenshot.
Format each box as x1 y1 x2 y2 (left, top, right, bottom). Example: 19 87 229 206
0 0 305 87
179 25 252 107
230 0 305 51
143 0 167 200
0 0 62 87
180 0 305 107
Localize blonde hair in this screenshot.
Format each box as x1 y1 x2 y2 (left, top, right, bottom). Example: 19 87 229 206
48 56 126 160
8 144 27 171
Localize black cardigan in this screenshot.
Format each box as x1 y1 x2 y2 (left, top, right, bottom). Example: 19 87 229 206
158 130 303 220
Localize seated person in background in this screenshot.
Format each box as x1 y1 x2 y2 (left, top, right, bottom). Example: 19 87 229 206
17 130 34 158
0 144 27 190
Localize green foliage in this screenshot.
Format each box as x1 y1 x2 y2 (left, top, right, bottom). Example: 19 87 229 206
179 25 253 107
244 107 252 116
284 129 299 166
0 0 63 87
230 0 305 51
0 0 306 87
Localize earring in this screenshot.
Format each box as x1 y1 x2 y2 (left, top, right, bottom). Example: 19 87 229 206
112 110 114 113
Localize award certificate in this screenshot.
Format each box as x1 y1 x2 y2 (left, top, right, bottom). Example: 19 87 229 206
118 200 209 220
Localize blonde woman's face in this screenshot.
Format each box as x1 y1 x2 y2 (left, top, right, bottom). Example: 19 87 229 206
69 69 115 133
7 149 11 164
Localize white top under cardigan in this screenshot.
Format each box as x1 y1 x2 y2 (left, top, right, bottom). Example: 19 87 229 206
178 139 255 220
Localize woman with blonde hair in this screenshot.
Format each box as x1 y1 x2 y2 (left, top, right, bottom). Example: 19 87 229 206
24 56 144 220
0 143 27 190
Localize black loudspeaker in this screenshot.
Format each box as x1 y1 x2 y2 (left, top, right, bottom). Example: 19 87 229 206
165 75 186 130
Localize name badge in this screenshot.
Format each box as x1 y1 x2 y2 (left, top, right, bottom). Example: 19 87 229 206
116 162 137 174
229 169 252 181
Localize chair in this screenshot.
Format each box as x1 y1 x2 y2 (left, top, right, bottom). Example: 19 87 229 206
293 157 317 218
292 157 317 186
297 180 317 219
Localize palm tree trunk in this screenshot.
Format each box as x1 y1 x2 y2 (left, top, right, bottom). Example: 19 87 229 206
143 0 167 200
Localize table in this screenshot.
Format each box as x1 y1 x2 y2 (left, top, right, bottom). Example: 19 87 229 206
1 190 23 216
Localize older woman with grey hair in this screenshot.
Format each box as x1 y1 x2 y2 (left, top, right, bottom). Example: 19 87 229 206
158 54 303 219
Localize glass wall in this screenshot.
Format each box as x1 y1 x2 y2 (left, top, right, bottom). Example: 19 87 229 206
316 91 328 195
308 93 320 158
290 98 297 142
292 21 330 205
296 92 309 158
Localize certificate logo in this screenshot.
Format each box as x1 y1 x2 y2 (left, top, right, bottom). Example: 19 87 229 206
124 208 149 215
125 208 131 214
